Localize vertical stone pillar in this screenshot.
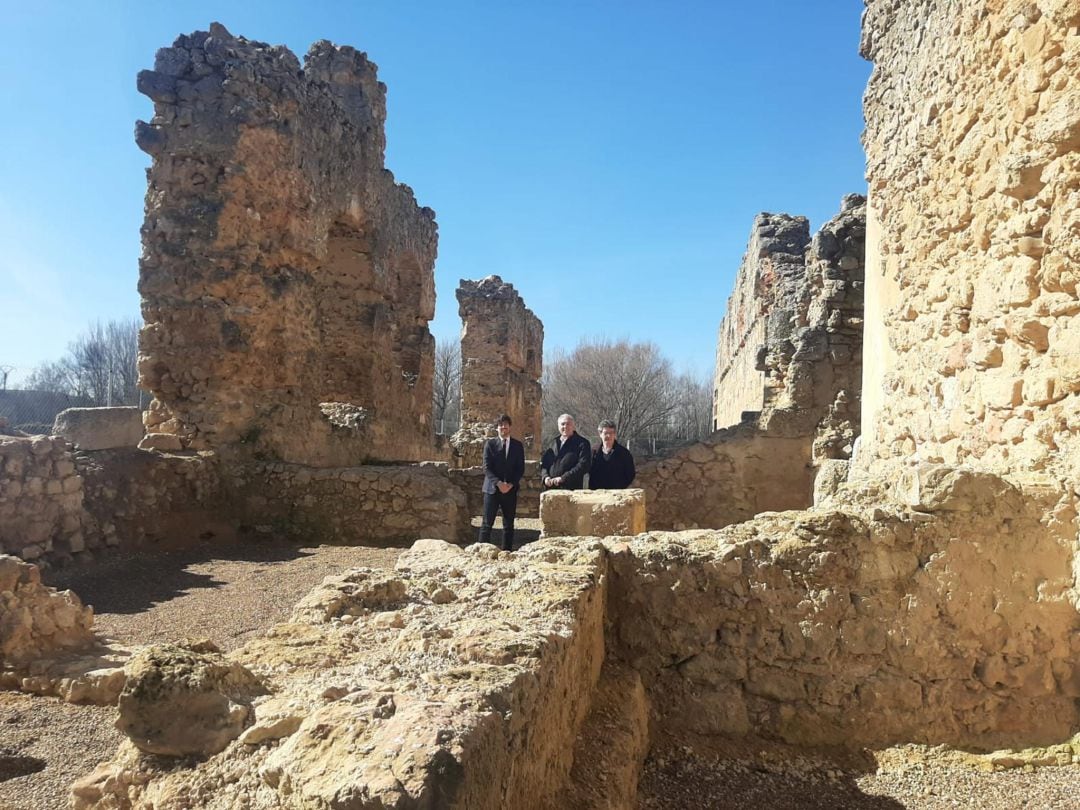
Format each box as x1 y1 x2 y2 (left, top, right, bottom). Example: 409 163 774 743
451 276 543 465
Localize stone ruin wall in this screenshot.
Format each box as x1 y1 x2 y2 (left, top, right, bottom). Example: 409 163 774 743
859 0 1080 489
451 275 543 467
641 199 865 529
135 24 437 467
712 213 809 430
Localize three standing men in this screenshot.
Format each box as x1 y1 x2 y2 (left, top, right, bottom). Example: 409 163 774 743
479 414 526 551
541 413 592 491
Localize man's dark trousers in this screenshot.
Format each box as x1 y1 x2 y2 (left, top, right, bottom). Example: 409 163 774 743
479 488 518 550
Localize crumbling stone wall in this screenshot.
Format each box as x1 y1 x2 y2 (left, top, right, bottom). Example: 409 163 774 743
713 214 809 430
712 199 865 459
451 276 543 465
135 24 438 467
610 470 1080 750
0 436 90 563
669 200 866 529
859 0 1080 486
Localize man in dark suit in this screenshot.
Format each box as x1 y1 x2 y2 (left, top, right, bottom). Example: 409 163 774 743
540 413 591 491
479 414 526 551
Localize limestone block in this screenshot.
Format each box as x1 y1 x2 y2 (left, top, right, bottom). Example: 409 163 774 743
893 464 1020 513
53 407 144 451
139 432 183 452
0 555 94 667
540 489 646 538
116 643 265 757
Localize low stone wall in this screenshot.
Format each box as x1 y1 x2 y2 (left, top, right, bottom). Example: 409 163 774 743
637 421 814 530
233 461 468 546
608 468 1080 751
0 436 91 563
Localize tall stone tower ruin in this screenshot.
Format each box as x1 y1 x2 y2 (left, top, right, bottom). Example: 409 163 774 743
134 24 438 466
453 275 543 459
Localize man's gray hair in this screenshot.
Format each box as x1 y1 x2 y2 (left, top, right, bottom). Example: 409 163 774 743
598 419 617 431
557 413 575 423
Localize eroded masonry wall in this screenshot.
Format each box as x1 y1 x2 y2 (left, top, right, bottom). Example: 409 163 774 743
859 0 1080 486
713 200 865 460
713 214 809 429
136 24 437 466
456 276 543 450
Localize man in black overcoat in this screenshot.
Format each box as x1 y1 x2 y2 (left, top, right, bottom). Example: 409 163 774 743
479 414 526 551
588 419 636 489
540 413 591 491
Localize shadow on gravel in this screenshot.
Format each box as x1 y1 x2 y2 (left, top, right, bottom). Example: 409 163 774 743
44 538 316 615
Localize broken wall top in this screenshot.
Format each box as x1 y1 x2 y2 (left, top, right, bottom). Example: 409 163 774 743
136 24 438 466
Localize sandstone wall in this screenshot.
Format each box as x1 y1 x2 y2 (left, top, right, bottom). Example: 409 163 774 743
233 461 468 546
0 436 91 563
859 0 1080 487
713 214 808 429
453 275 543 463
609 469 1080 750
135 24 438 467
636 421 814 531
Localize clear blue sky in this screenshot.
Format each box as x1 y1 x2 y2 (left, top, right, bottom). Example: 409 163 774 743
0 0 870 386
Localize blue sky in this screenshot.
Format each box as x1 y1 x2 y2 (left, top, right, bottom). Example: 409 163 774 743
0 0 870 386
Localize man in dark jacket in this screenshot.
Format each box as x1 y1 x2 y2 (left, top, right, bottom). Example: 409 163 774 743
588 419 636 489
540 413 591 490
479 414 526 551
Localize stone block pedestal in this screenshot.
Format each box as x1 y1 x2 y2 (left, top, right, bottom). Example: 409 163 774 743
539 488 646 538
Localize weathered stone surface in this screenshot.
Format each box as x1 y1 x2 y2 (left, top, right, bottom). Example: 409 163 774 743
609 474 1080 750
637 422 813 531
0 555 94 669
76 538 608 809
116 643 265 757
859 0 1080 488
453 275 543 462
52 407 144 451
135 24 438 466
712 198 865 461
0 435 92 565
540 489 646 538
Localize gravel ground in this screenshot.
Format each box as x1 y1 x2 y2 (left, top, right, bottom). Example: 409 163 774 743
638 737 1080 810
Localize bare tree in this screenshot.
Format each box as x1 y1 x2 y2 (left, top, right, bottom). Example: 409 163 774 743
543 338 680 450
21 318 142 406
432 337 462 435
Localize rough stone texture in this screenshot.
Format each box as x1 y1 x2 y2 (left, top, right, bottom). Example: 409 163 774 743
0 435 93 564
712 199 865 461
652 200 865 531
608 469 1080 751
233 461 469 546
859 0 1080 487
713 213 810 430
0 555 93 669
52 407 145 451
135 24 438 467
117 643 265 757
452 275 543 465
74 538 608 809
540 489 646 538
636 420 815 531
